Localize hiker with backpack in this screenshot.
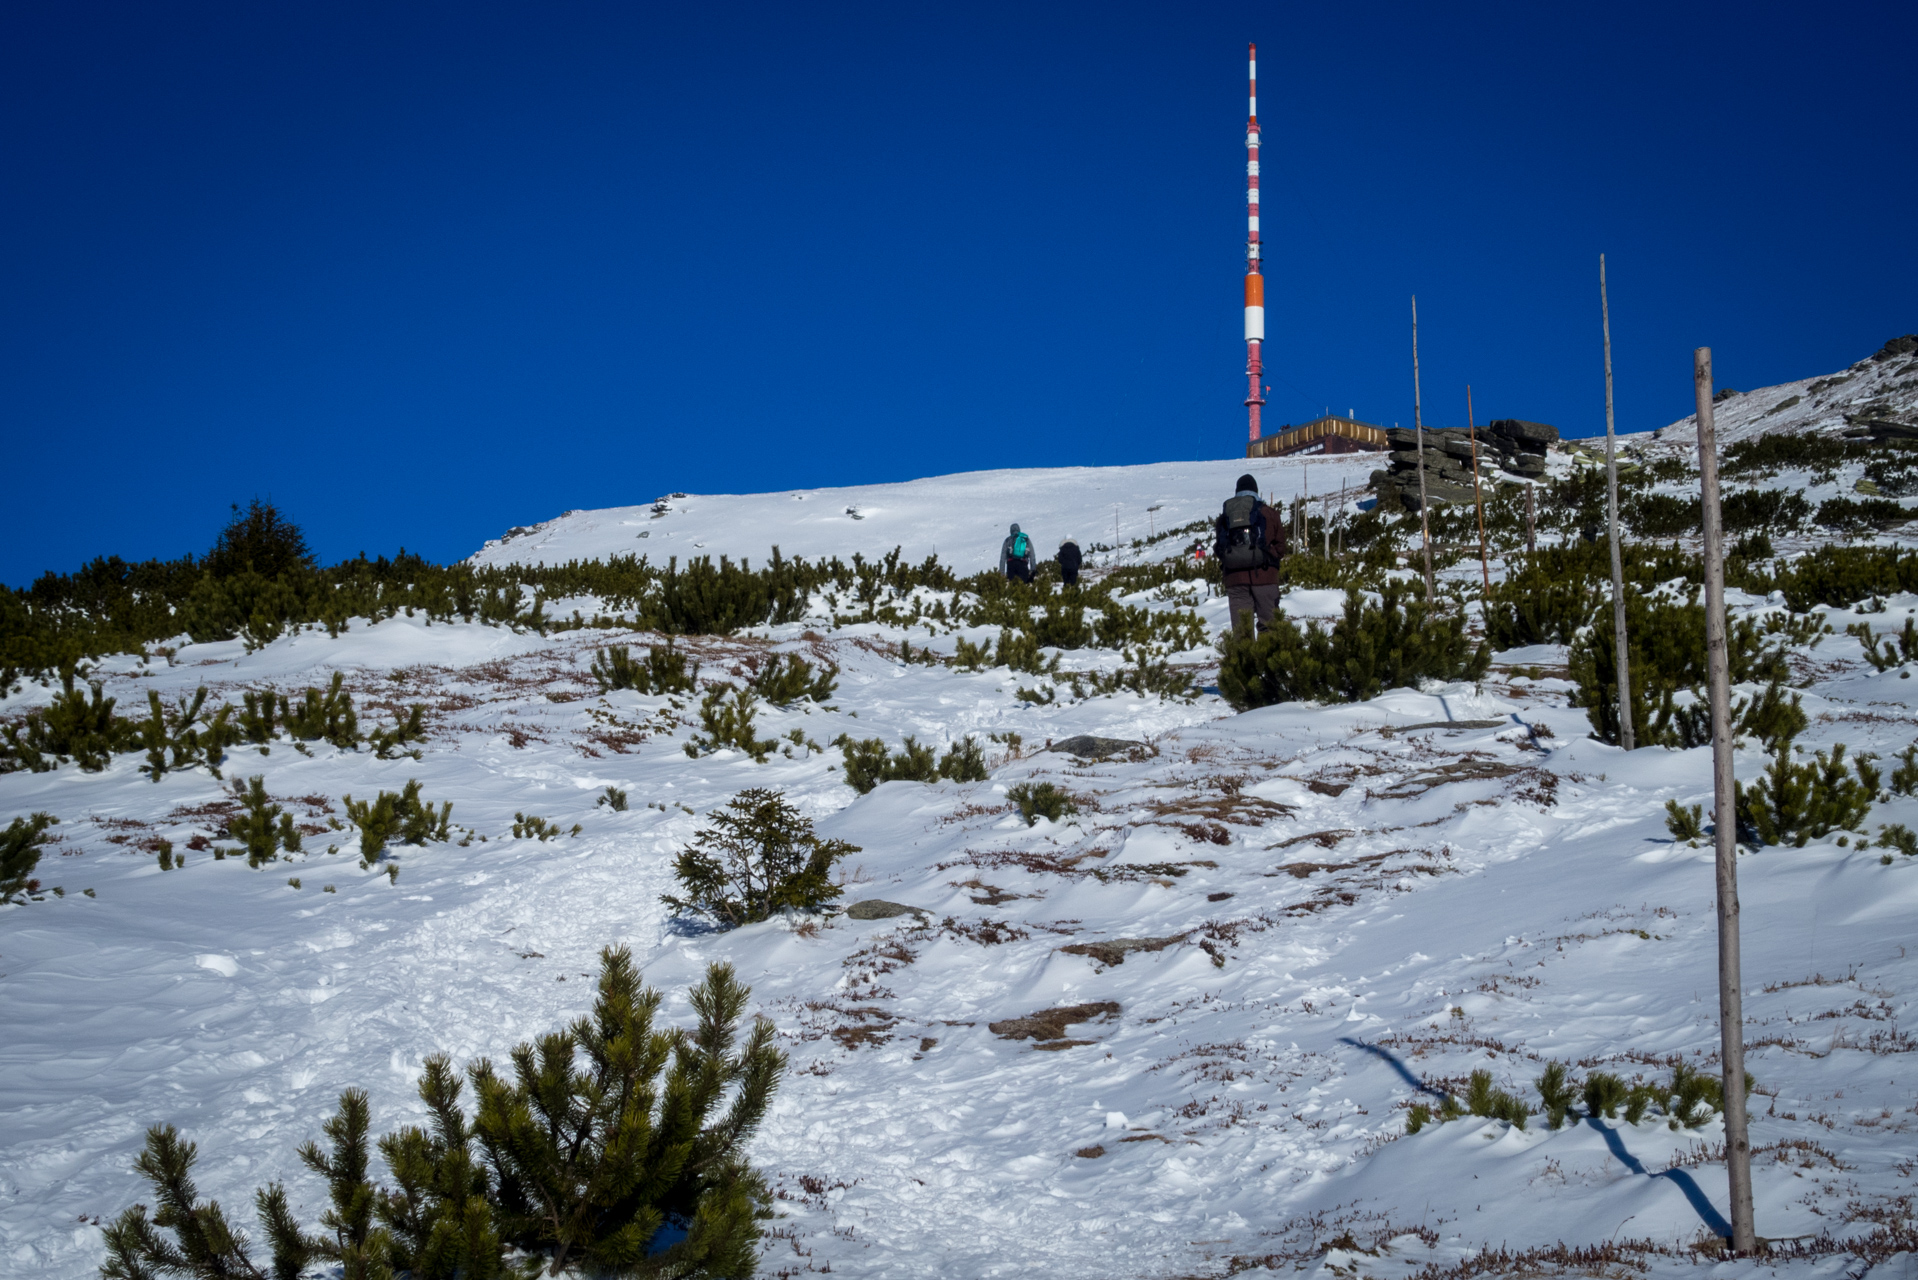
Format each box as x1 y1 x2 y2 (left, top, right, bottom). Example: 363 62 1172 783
1215 473 1286 633
1000 523 1036 583
1056 537 1082 586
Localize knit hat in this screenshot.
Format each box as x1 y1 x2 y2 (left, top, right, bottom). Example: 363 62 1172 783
1236 473 1258 494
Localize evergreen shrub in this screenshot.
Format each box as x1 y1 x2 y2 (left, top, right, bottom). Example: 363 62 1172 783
837 735 988 793
100 948 781 1280
1217 584 1489 711
684 686 777 762
597 786 629 811
2 812 57 903
510 813 575 841
1891 744 1918 796
0 666 137 773
346 781 453 865
1848 618 1918 671
1736 741 1878 847
663 788 858 927
1482 545 1608 648
1569 594 1787 746
140 688 241 781
1816 496 1912 532
749 653 837 706
1664 800 1705 843
1006 782 1077 826
226 776 305 868
1759 546 1918 611
1533 1061 1747 1131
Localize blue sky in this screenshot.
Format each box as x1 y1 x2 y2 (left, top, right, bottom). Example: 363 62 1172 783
2 0 1912 584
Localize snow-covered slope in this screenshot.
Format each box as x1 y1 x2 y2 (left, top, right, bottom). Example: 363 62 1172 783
1646 336 1918 449
469 455 1382 574
7 456 1918 1280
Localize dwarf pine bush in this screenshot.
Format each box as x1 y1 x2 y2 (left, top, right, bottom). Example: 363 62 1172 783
99 947 782 1280
346 780 453 865
1532 1061 1750 1132
1849 617 1918 671
838 734 989 793
2 812 57 904
285 673 361 748
750 652 838 706
1007 781 1077 826
510 812 576 841
1218 583 1489 711
1570 592 1788 747
663 788 859 928
368 704 428 760
590 643 646 692
1737 740 1878 846
224 776 304 868
1664 799 1706 843
684 685 777 762
0 665 137 773
1483 545 1608 648
139 688 241 781
591 639 699 697
1892 744 1918 796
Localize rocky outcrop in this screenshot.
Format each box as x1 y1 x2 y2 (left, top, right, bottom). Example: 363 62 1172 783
1370 419 1559 511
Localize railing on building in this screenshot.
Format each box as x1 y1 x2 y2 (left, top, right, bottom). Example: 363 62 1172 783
1245 416 1389 459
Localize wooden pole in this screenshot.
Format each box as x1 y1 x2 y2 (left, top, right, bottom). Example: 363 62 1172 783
1412 296 1434 603
1695 346 1757 1254
1525 483 1536 554
1468 385 1490 593
1602 255 1636 751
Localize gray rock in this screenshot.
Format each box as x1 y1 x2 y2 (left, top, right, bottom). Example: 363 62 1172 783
845 899 928 921
1051 735 1146 760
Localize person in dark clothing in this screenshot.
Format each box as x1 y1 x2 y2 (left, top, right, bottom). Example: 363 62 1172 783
999 523 1036 582
1056 537 1082 586
1215 472 1285 633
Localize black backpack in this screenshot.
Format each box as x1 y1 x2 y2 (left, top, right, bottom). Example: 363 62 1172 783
1216 493 1270 572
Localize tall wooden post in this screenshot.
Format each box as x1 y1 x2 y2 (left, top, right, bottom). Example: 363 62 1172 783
1467 385 1490 593
1525 483 1536 554
1412 296 1434 603
1602 256 1636 750
1695 347 1757 1254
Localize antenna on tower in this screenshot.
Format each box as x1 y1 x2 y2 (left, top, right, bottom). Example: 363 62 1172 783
1243 43 1265 444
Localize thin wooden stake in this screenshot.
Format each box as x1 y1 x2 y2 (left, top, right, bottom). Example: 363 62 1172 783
1412 296 1434 603
1525 483 1536 554
1695 345 1757 1254
1602 255 1636 751
1468 385 1490 593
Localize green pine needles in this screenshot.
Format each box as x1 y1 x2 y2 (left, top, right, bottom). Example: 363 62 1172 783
1006 782 1077 827
748 653 837 707
836 735 988 794
663 788 859 928
99 947 784 1280
225 776 306 868
592 643 699 696
345 780 453 866
1530 1061 1748 1131
2 812 57 903
684 686 778 763
1736 741 1878 847
1218 583 1490 712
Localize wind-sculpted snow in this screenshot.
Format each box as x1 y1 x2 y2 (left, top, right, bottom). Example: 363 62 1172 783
6 504 1918 1278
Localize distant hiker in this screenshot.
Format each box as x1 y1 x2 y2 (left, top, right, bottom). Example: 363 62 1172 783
1215 473 1285 634
1057 537 1082 586
1000 523 1036 583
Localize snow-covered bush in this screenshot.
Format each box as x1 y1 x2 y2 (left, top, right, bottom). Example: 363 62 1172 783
346 780 453 865
1531 1061 1751 1131
1569 593 1787 747
1 812 56 903
684 685 777 762
837 734 986 793
99 948 782 1280
1218 583 1488 712
1007 782 1077 827
1736 741 1877 847
224 776 304 868
0 665 136 773
749 652 837 705
663 788 858 928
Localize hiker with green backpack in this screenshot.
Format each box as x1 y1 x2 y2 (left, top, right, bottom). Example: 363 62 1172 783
999 523 1036 582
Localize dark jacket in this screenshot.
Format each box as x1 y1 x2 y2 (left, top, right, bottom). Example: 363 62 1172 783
999 524 1037 580
1215 496 1286 587
1057 540 1082 583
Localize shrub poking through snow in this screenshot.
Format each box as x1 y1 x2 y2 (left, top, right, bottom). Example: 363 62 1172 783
1482 546 1608 648
590 643 647 692
1664 800 1705 844
663 788 859 928
1890 743 1918 796
1217 583 1489 711
99 947 782 1280
838 735 935 793
1848 618 1918 671
0 665 137 773
510 812 575 841
1736 740 1878 847
1537 1063 1577 1129
952 635 992 671
1464 1070 1531 1129
1 812 57 904
368 704 428 760
750 652 838 706
1734 680 1809 752
1876 822 1918 858
225 776 305 868
937 737 989 783
684 685 778 763
138 688 240 781
283 673 361 749
1007 782 1077 827
597 786 629 811
1531 1061 1751 1131
346 781 453 865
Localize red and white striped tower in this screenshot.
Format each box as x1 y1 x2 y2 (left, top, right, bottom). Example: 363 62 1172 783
1244 43 1265 442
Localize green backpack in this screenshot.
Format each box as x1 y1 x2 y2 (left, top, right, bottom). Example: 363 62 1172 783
1011 532 1029 558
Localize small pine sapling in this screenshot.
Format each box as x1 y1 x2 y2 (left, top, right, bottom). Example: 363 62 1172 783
369 705 428 760
1733 680 1809 751
597 786 629 811
1846 616 1918 671
1405 1102 1432 1134
225 776 303 868
1738 740 1878 846
750 653 839 706
590 643 645 692
140 688 240 781
662 788 859 928
1877 822 1918 858
1 665 138 773
834 735 940 794
1536 1062 1579 1129
1890 743 1918 796
1582 1072 1628 1120
511 813 574 841
952 635 993 671
1664 799 1705 844
284 673 361 749
937 737 989 783
346 780 452 866
684 685 777 762
1006 782 1078 827
1463 1069 1530 1129
1 812 57 903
